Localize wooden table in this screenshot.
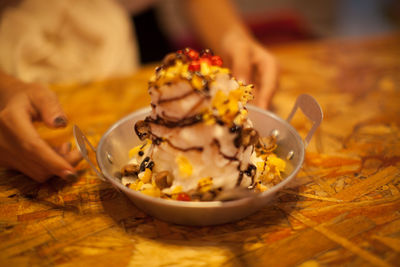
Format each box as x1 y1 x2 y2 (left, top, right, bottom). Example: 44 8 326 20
1 34 399 267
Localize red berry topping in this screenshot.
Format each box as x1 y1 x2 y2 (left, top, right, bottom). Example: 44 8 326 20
177 193 191 201
188 60 200 71
211 55 223 66
184 48 199 60
176 50 183 54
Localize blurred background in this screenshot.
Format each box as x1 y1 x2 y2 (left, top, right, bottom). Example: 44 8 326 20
132 0 400 63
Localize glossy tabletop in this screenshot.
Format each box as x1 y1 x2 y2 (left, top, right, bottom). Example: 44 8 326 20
1 34 399 267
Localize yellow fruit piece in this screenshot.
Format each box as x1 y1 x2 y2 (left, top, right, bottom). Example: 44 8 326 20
226 97 239 117
141 187 161 197
143 139 152 150
149 74 156 83
191 75 203 90
165 66 178 79
230 88 243 102
256 161 266 172
256 182 268 192
199 185 212 193
129 180 144 191
268 155 286 173
175 60 183 68
212 89 247 123
212 90 227 110
128 145 142 158
180 64 190 79
139 168 152 184
176 155 193 177
233 108 249 125
172 185 183 194
158 69 166 77
210 66 222 74
213 90 232 118
128 181 137 190
129 139 152 158
198 177 213 187
200 62 211 76
202 112 215 125
240 84 254 103
218 67 230 74
198 177 213 193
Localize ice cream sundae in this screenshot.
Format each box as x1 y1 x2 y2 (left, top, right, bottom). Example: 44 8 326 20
120 48 286 201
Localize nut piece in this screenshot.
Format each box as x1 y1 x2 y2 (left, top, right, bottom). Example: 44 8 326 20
121 164 140 177
200 191 215 201
162 52 188 67
154 171 173 189
162 53 178 66
256 135 277 153
134 120 150 141
240 128 259 147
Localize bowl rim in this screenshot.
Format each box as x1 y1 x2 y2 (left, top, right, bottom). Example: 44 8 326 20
96 104 304 208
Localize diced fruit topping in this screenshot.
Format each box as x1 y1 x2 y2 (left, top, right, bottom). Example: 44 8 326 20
150 48 231 88
197 177 213 193
179 48 223 72
184 48 199 60
188 60 200 72
176 155 193 177
139 168 152 183
191 75 204 90
211 55 223 66
176 192 191 201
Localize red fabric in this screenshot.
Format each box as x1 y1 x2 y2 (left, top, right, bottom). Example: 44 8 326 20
245 9 316 45
171 9 315 50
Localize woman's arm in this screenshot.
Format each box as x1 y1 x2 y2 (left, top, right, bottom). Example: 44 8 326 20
183 0 278 108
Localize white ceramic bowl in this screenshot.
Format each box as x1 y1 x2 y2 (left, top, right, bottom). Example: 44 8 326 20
74 94 322 226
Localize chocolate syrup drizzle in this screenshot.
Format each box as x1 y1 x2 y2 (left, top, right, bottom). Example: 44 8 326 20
211 138 238 161
145 113 203 128
150 81 210 122
157 90 198 104
150 132 203 152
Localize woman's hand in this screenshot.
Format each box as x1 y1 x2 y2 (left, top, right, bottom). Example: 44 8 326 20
221 31 278 109
183 0 278 109
0 72 81 182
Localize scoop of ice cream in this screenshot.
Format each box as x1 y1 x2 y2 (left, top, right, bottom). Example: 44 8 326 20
126 48 285 200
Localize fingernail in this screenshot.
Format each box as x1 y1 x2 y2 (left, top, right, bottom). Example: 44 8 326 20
61 170 78 180
54 116 67 127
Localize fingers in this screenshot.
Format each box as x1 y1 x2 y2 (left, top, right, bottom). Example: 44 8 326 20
64 149 83 166
0 75 77 183
230 46 251 84
255 53 279 109
57 142 72 155
223 37 278 109
3 99 77 182
56 142 83 166
239 43 278 109
28 84 68 128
